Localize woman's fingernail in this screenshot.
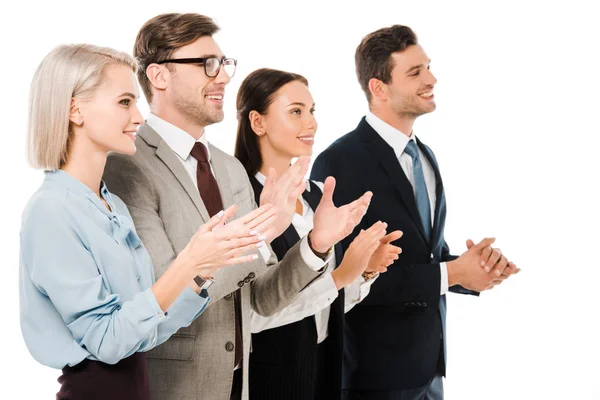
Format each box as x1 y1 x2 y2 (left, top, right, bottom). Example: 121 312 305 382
250 230 258 235
217 210 224 217
258 235 266 241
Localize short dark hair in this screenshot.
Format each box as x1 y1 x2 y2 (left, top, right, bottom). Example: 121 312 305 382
134 13 220 103
355 25 418 103
234 68 308 177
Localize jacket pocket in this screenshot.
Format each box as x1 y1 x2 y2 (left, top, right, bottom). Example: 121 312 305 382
147 334 195 361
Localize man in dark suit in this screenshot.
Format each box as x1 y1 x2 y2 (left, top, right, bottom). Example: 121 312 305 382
311 25 520 400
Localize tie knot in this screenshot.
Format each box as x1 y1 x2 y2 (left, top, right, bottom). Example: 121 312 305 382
190 142 209 162
404 140 419 159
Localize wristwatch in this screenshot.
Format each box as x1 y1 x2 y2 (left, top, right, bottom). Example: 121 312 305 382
361 271 378 281
307 231 334 260
194 275 215 298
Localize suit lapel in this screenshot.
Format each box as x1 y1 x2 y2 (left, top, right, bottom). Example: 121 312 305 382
358 119 429 244
209 144 234 209
139 124 210 223
418 139 446 254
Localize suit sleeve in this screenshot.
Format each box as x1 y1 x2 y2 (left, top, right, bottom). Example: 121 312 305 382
240 170 326 317
442 241 479 296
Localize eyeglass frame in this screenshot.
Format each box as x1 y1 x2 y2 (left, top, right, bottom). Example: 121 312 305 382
155 57 237 78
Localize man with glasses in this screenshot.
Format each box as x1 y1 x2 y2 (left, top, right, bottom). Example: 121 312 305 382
103 13 372 400
156 55 237 78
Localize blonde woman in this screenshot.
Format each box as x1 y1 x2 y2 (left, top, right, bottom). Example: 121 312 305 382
19 44 275 400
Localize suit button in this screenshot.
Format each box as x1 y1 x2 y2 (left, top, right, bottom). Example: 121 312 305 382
422 302 428 307
248 272 256 279
224 294 233 300
416 302 422 307
225 342 234 352
244 278 251 283
237 281 244 288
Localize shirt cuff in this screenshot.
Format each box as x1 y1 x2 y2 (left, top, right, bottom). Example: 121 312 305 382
440 262 449 295
145 287 169 321
346 273 378 304
257 242 271 263
168 286 210 324
299 235 332 271
250 272 339 334
321 272 340 299
360 273 379 292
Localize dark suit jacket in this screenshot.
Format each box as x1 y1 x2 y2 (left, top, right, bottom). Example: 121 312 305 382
248 178 345 400
311 117 476 391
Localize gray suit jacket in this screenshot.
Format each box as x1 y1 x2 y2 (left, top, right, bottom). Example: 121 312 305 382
103 124 324 400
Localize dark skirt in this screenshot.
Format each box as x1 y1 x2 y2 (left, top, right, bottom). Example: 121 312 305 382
250 330 335 400
56 352 149 400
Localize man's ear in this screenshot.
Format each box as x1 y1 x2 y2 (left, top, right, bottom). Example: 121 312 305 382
146 63 169 92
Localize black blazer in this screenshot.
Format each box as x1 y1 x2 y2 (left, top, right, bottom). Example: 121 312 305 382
248 178 345 400
311 117 476 391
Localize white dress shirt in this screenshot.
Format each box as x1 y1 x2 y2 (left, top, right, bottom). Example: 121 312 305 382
250 172 377 343
145 113 329 272
365 111 449 295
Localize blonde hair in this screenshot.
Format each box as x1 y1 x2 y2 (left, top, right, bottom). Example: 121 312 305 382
27 44 137 170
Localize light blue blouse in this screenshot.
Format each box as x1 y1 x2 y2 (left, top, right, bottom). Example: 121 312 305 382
19 170 208 368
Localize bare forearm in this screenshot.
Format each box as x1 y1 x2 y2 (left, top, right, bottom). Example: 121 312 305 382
331 268 355 290
151 255 197 312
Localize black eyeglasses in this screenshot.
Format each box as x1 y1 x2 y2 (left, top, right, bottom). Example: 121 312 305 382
156 57 237 78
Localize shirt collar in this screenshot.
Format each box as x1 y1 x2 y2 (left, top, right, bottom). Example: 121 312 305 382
146 113 211 162
44 170 115 216
365 111 418 159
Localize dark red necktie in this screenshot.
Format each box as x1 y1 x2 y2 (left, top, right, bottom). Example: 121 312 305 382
190 142 223 217
190 142 243 368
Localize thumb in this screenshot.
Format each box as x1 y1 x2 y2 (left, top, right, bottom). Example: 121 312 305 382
197 210 225 234
268 167 277 186
198 205 237 234
262 167 276 193
466 239 475 249
472 237 496 252
320 176 336 205
382 230 403 244
260 168 276 204
296 156 311 176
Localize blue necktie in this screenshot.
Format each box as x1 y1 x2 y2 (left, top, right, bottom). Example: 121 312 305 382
404 140 432 240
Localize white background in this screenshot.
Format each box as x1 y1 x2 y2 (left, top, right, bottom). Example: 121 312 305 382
1 0 598 399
